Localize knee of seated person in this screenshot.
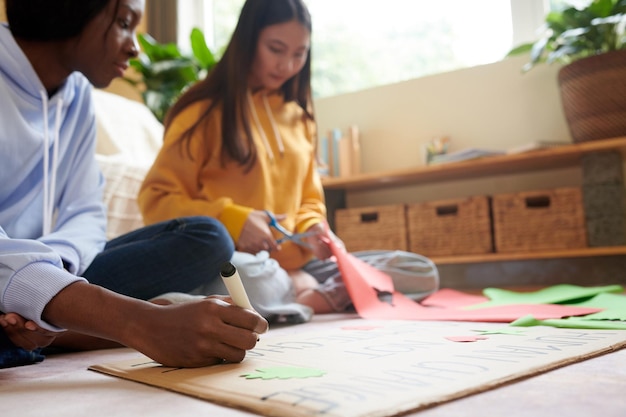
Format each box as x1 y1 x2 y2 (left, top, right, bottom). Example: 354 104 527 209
176 216 234 253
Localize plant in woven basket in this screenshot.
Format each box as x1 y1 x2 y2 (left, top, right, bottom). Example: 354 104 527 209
507 0 626 143
124 28 219 123
508 0 625 71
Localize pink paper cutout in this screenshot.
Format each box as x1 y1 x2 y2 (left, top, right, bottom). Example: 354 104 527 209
421 288 489 308
445 335 489 342
328 236 426 319
326 223 602 322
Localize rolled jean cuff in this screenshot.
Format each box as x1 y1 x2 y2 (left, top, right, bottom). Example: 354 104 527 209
315 275 352 312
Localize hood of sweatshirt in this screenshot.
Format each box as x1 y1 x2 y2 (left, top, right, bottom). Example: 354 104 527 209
0 23 106 255
0 23 78 106
0 24 80 235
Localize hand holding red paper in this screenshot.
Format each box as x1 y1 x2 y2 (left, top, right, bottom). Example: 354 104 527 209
303 223 344 260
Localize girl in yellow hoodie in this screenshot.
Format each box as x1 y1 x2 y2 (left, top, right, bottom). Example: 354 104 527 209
138 0 349 317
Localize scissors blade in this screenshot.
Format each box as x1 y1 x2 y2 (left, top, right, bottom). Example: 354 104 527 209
276 231 319 247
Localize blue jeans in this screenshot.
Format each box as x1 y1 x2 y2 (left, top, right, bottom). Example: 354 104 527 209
83 216 234 300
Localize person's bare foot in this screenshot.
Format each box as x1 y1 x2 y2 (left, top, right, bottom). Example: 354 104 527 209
296 288 335 314
288 269 336 314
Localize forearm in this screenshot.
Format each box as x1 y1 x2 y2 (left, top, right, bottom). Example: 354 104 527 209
42 281 152 348
41 281 269 367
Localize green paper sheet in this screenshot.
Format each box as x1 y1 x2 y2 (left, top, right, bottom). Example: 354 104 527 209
510 314 626 330
465 284 624 310
567 293 626 321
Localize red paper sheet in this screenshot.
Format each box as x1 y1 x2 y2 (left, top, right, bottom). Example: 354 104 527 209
327 238 601 322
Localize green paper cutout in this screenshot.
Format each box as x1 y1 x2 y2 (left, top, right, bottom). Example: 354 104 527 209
509 315 540 327
507 292 626 330
465 284 624 310
567 293 626 321
510 314 626 330
241 366 326 380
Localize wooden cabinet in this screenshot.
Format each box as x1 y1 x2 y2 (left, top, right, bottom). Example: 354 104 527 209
322 136 626 265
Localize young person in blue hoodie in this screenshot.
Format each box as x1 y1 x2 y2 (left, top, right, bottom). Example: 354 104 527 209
0 0 268 369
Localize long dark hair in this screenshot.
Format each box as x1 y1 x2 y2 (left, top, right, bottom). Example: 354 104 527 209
6 0 114 41
165 0 314 171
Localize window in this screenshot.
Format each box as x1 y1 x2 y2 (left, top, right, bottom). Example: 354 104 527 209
550 0 591 10
177 0 549 98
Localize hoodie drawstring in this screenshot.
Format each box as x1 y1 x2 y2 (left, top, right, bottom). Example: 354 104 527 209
247 91 285 161
261 94 285 156
40 90 62 236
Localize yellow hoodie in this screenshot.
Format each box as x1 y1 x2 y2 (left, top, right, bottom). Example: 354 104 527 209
138 90 326 270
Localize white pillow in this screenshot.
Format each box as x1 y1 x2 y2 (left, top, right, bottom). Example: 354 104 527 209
96 155 147 240
93 89 162 167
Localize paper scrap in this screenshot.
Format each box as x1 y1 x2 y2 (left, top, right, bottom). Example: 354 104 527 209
445 335 489 342
241 367 326 380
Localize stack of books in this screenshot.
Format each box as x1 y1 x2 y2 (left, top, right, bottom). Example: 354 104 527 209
318 125 361 178
428 148 505 165
506 140 569 154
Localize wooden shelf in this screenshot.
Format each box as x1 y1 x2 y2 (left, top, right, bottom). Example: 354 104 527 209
430 246 626 265
322 137 626 267
322 136 626 191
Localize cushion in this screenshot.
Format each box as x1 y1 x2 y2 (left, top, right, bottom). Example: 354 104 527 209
96 155 147 240
92 89 163 240
93 89 162 167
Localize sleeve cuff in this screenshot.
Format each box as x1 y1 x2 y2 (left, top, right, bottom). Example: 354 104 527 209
3 262 87 331
219 204 254 242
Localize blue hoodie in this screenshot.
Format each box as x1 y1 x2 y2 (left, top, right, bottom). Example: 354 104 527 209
0 24 107 331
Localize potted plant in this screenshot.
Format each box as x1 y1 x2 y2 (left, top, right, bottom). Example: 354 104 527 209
124 28 219 123
508 0 626 143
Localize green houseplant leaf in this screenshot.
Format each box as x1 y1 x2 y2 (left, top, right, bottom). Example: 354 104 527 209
124 28 220 122
509 0 626 144
508 0 626 71
190 27 216 71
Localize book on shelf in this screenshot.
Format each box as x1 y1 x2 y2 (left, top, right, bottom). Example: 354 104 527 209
428 148 505 165
506 140 570 154
318 126 361 178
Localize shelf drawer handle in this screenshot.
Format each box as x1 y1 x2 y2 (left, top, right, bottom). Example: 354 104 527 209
360 212 379 223
525 195 551 208
436 205 458 216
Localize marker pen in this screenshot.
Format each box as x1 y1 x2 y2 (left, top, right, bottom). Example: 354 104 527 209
220 261 255 311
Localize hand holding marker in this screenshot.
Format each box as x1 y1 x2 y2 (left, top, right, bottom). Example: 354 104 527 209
220 261 255 311
220 262 267 341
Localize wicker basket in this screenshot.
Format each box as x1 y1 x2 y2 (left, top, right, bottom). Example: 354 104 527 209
407 196 493 256
492 187 587 253
335 204 408 251
558 49 626 143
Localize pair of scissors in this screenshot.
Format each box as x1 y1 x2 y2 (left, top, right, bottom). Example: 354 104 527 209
265 210 319 249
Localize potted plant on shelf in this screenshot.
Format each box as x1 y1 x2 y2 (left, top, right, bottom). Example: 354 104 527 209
124 28 219 123
508 0 626 143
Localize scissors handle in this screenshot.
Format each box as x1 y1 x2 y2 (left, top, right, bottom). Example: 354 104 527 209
265 211 320 249
265 210 292 237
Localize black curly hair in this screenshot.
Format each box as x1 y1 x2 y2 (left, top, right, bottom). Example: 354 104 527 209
6 0 115 40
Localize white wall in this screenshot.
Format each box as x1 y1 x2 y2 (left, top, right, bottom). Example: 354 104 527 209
313 55 584 208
